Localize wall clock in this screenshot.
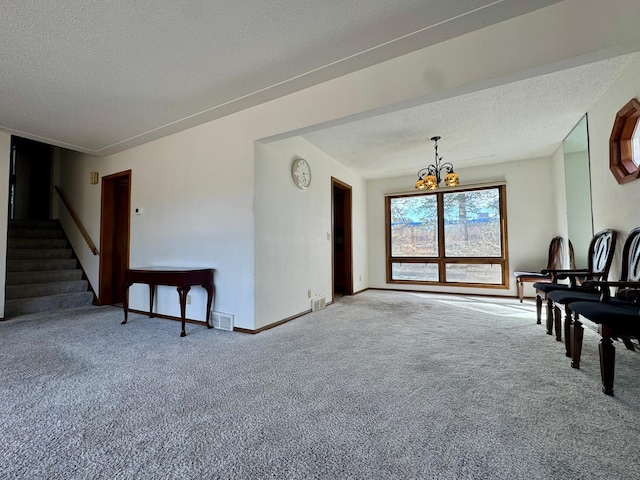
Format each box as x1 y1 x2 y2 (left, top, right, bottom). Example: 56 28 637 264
291 157 312 189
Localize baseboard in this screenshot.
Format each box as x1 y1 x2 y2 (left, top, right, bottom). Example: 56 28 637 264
127 308 210 327
235 309 312 334
238 290 372 334
128 289 368 335
369 287 513 300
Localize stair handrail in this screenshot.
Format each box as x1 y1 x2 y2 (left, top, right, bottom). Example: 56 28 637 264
54 185 99 256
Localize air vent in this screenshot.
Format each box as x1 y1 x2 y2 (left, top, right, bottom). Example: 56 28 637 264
211 311 234 331
311 296 326 312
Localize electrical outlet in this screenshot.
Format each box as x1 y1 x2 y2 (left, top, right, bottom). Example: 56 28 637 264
307 289 311 298
186 295 191 304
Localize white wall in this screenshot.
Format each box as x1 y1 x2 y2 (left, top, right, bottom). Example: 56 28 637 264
585 55 640 281
367 156 557 297
49 0 640 328
254 137 367 329
58 114 258 329
0 132 11 317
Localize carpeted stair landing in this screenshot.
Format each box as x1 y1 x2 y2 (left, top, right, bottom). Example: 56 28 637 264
5 219 94 317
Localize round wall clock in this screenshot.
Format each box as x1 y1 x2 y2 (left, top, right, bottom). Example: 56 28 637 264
291 157 312 189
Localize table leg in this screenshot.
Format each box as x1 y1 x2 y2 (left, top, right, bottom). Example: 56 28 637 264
177 286 191 337
203 282 214 329
121 282 132 325
149 284 156 318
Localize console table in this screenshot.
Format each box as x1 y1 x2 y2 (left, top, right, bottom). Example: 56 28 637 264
122 267 215 337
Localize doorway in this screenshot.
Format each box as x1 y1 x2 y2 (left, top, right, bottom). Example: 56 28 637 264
8 136 53 220
99 171 131 305
332 177 353 300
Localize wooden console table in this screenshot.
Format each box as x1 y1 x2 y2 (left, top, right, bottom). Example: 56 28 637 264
122 267 214 337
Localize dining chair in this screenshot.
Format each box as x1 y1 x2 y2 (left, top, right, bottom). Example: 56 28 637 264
513 236 565 304
547 227 640 358
533 229 616 340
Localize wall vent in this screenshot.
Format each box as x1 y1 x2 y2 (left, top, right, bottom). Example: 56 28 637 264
211 311 234 331
311 296 326 312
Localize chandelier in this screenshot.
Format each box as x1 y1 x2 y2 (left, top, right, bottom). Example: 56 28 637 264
415 136 459 190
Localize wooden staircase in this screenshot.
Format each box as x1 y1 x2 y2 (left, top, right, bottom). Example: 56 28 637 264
5 220 94 317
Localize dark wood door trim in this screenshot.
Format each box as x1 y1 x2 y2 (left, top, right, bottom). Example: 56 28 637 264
331 177 353 300
99 170 131 305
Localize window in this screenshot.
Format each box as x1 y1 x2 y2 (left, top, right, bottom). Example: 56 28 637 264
386 184 508 287
610 97 640 184
632 119 640 168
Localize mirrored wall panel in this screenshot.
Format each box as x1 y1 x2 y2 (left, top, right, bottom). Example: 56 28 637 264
563 115 593 267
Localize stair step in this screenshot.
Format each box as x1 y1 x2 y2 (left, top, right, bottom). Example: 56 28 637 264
7 258 78 272
4 291 95 317
8 228 65 239
7 248 74 260
6 269 84 286
4 219 95 318
9 219 60 230
5 280 89 300
8 238 68 249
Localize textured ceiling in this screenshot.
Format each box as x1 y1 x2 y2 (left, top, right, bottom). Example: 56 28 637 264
0 0 562 156
300 54 639 179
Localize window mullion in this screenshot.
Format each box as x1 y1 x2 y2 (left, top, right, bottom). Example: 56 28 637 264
437 191 446 283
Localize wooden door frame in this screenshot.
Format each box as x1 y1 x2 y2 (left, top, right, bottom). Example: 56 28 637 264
331 177 353 299
99 170 131 304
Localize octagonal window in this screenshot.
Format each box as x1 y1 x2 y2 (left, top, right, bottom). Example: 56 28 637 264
610 98 640 184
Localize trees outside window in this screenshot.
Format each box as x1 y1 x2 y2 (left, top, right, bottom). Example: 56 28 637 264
386 184 508 287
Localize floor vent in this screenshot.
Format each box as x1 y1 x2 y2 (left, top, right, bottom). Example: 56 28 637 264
211 311 234 331
311 296 326 312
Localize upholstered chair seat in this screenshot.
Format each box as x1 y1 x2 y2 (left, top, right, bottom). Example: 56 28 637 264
567 300 640 395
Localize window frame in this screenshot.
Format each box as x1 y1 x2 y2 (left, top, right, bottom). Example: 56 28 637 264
385 183 509 288
610 97 640 184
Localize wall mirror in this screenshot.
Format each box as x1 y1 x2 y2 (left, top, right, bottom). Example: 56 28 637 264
563 115 594 267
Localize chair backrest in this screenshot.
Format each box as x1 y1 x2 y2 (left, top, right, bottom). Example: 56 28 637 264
588 229 617 279
620 227 640 282
546 236 564 270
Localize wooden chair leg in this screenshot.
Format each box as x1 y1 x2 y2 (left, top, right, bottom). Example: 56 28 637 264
621 338 635 351
563 306 573 357
599 336 615 396
517 280 524 303
535 294 542 325
545 299 554 335
571 319 584 369
553 305 562 342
